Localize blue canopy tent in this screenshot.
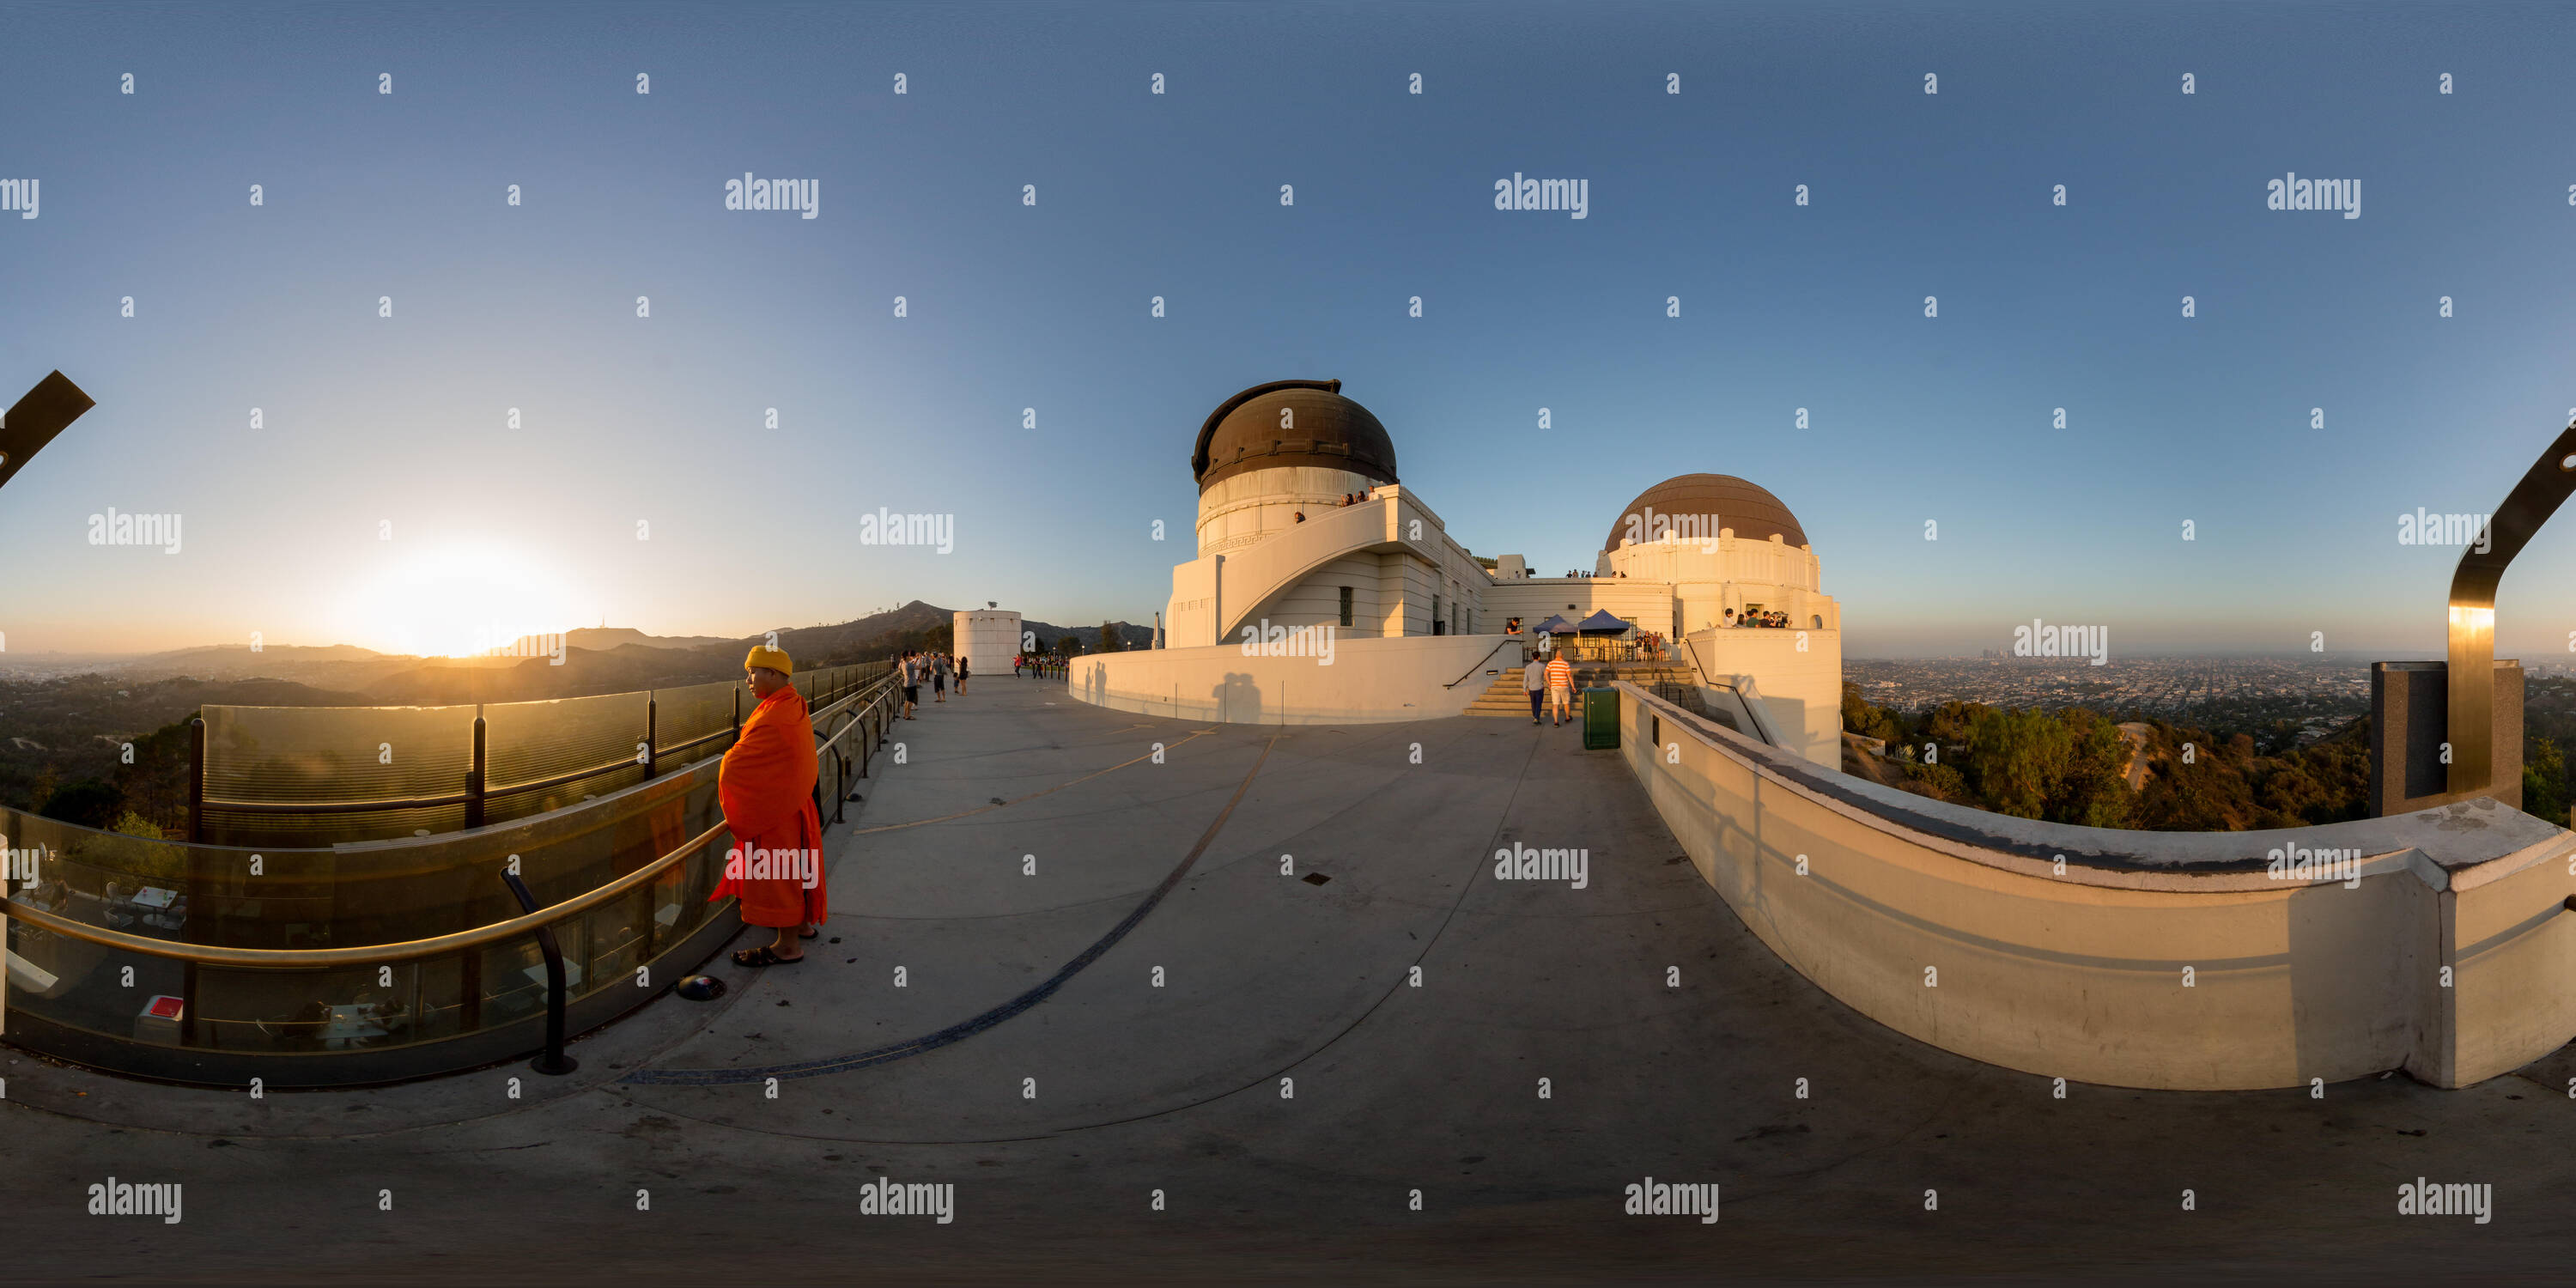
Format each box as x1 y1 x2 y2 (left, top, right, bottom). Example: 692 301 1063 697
1530 614 1577 636
1575 610 1632 635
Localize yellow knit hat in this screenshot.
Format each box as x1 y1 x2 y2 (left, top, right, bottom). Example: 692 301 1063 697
744 645 793 675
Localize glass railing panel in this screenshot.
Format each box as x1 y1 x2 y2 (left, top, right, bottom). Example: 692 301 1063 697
653 679 738 765
3 758 731 1062
481 690 653 824
203 703 477 844
3 660 887 1078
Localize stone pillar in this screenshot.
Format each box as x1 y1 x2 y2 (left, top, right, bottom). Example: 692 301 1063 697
2370 660 2524 815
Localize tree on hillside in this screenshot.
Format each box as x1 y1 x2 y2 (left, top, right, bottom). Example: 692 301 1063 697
2525 736 2567 825
38 778 123 829
1958 706 2130 828
1097 623 1124 654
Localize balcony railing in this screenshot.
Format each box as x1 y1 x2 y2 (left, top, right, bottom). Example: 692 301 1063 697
192 661 890 847
0 665 904 1087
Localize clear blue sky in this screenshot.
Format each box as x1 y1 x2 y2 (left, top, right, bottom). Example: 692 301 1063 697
5 1 2574 659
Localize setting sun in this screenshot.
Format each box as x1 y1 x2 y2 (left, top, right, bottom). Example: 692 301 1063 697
337 541 575 658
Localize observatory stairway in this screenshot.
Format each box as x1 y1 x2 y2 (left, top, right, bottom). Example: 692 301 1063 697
1465 661 1708 717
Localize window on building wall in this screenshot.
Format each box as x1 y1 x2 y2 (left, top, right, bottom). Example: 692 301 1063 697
1340 586 1353 628
1431 593 1443 635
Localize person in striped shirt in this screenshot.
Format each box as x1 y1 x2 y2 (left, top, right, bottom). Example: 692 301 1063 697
1544 649 1576 726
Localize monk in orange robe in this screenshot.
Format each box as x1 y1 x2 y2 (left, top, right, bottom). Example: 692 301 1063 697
709 645 827 965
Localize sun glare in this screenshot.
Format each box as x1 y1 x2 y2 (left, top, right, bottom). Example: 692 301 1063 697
343 542 575 658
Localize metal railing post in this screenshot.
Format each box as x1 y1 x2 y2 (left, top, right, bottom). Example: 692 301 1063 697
501 871 579 1076
643 696 658 779
465 714 488 830
188 717 205 843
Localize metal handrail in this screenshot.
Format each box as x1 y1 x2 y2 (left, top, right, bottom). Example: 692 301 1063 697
0 820 729 967
1442 634 1526 688
817 674 901 754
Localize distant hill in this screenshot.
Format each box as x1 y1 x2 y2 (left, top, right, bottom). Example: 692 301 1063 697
13 605 1161 715
489 627 736 656
761 600 957 664
361 643 743 705
117 643 427 690
1026 620 1157 651
143 643 389 665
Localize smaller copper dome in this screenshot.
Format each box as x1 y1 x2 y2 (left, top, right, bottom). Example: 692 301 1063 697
1605 474 1807 552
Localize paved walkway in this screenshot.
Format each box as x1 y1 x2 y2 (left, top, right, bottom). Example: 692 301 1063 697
6 677 2575 1282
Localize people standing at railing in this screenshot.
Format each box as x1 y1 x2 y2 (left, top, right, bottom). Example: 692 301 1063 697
713 646 828 968
899 650 922 720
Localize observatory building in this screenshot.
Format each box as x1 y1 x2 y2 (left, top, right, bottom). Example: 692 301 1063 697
1078 379 1843 764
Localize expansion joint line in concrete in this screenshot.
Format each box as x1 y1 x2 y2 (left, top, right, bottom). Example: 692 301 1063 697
623 734 1279 1086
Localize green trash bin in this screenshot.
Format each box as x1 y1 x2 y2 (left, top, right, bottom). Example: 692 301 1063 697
1581 686 1619 750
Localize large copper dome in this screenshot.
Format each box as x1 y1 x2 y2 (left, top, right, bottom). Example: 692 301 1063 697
1192 380 1400 492
1605 474 1807 552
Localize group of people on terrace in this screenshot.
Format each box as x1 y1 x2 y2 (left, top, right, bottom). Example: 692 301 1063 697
896 648 963 719
1291 489 1383 524
1723 608 1791 629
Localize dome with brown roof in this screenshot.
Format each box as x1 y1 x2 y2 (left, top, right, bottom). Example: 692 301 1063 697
1192 380 1400 493
1604 474 1807 552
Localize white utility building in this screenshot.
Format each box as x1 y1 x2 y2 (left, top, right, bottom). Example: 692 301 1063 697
953 609 1024 678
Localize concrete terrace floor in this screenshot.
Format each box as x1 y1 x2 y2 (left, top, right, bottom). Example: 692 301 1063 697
7 677 2576 1285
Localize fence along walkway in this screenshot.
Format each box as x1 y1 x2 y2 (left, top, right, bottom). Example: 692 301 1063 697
192 662 890 847
0 663 905 1087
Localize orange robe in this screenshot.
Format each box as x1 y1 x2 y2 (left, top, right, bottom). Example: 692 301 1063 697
708 685 828 929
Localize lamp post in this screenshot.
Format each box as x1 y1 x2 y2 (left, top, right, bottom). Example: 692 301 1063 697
2445 421 2576 797
1 370 97 1038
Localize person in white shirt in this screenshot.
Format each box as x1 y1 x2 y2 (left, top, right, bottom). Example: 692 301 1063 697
1522 652 1548 724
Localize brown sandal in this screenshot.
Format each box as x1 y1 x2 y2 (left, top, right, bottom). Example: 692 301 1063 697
732 945 803 967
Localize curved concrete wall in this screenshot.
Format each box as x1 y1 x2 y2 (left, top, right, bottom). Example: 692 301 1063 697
1617 683 2576 1091
1072 635 1511 725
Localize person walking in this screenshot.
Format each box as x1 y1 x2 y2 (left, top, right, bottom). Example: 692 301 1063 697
1522 649 1547 725
1545 647 1576 726
933 651 949 702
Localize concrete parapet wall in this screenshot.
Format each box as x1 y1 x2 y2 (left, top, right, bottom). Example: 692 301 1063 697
1616 683 2576 1091
1070 635 1510 725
